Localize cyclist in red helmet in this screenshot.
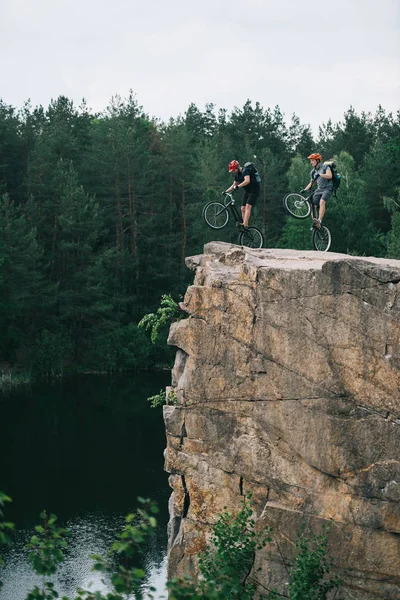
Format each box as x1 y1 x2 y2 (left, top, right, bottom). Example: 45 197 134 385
300 153 333 228
224 160 260 230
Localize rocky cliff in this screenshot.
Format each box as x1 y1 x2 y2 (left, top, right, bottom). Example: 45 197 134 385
164 243 400 599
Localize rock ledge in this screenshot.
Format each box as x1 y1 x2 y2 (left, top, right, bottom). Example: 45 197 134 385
164 243 400 599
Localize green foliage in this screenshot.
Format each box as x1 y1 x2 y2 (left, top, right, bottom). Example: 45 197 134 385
286 525 343 600
282 151 389 256
147 389 167 408
326 151 385 256
25 510 70 576
168 493 272 600
257 147 288 246
21 511 70 600
147 388 177 408
0 495 160 600
265 525 344 600
86 323 152 373
168 499 345 600
0 193 51 363
0 98 399 374
199 493 271 599
279 155 313 250
286 154 311 193
387 211 400 259
25 581 63 600
31 329 73 379
76 498 159 600
0 491 14 589
277 218 312 251
139 294 183 344
0 491 346 600
384 189 400 258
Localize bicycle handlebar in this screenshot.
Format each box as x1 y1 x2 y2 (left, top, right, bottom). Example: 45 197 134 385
222 191 235 205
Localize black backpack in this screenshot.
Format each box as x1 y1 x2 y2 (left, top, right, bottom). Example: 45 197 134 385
324 161 341 195
243 162 262 184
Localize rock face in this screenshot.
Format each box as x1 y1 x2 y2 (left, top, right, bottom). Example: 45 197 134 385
164 243 400 599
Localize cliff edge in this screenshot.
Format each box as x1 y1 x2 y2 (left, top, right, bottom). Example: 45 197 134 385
164 243 400 599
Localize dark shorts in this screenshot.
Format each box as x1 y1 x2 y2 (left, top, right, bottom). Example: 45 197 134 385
242 190 259 207
312 188 333 204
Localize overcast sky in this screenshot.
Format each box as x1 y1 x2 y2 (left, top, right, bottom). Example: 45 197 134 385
1 0 399 133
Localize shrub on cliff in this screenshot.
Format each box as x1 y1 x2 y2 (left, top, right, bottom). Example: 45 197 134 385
168 493 272 600
139 294 184 344
167 496 344 600
0 492 344 600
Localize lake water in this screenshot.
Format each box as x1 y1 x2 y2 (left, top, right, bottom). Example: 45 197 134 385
0 372 171 598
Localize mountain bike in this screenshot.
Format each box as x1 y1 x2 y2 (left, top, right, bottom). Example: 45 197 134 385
203 192 264 249
283 192 331 252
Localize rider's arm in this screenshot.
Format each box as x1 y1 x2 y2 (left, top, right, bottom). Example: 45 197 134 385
225 182 236 193
236 175 250 189
304 179 314 191
319 167 332 180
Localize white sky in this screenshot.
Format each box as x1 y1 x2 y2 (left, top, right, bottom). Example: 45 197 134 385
1 0 399 132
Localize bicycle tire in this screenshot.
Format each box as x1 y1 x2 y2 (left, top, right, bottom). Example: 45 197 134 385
312 225 331 252
283 193 311 219
239 226 264 249
203 201 229 229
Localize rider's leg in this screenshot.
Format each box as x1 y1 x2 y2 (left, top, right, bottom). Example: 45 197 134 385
319 189 332 222
243 204 252 228
311 192 322 226
319 199 326 222
241 192 250 225
311 204 317 220
242 192 258 228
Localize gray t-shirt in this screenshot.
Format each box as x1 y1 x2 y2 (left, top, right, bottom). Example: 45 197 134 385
311 163 333 190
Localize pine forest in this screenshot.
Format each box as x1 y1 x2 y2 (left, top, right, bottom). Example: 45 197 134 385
0 94 399 376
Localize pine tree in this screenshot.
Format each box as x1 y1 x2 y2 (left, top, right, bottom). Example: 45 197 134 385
0 194 52 362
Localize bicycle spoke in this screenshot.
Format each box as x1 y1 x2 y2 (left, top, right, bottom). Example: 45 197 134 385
283 193 311 219
312 225 331 252
203 202 229 229
239 227 263 248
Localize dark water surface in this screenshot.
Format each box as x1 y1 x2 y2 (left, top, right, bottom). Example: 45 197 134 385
0 372 171 598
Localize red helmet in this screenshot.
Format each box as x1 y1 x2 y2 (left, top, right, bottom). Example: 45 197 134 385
307 153 322 162
228 160 239 172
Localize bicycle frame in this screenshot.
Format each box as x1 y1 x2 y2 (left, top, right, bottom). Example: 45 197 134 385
203 192 264 248
283 190 331 251
223 193 243 223
305 193 320 220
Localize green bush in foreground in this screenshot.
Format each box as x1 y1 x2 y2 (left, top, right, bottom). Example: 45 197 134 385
0 492 14 592
0 492 343 599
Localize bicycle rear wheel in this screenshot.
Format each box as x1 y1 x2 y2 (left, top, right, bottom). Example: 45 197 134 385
203 201 229 229
312 225 331 252
283 193 311 219
239 227 264 249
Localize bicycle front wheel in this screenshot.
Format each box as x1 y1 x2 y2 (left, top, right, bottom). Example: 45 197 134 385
203 202 229 229
239 227 264 249
312 225 331 252
283 193 311 219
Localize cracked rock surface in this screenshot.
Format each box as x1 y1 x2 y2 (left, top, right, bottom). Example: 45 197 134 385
164 243 400 599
